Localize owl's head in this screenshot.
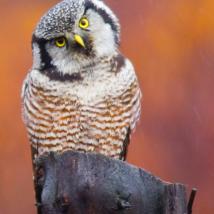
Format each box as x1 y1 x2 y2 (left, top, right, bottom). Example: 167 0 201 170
32 0 120 77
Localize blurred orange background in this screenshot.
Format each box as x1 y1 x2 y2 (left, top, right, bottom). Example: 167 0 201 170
0 0 214 213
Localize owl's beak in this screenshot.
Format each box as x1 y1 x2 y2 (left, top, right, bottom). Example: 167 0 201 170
74 34 85 48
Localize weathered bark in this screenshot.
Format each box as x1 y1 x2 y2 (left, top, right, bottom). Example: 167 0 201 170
33 151 193 214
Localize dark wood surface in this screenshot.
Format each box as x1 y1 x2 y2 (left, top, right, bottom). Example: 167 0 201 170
33 151 189 214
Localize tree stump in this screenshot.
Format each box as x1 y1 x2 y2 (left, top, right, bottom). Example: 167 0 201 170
33 151 194 214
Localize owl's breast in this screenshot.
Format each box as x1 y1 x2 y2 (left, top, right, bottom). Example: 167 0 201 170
23 62 141 159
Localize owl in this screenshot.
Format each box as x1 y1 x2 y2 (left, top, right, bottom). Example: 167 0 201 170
22 0 142 161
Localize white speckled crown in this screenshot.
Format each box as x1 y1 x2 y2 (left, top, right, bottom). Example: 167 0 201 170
35 0 85 39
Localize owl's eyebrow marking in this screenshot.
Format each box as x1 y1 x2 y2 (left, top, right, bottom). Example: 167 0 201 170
84 1 119 44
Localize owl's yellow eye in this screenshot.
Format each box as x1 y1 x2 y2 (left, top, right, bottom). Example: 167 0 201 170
55 37 66 48
79 17 89 29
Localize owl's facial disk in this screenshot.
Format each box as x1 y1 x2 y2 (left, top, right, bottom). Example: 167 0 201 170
32 0 120 76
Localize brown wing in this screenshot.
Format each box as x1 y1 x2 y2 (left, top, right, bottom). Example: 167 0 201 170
119 127 131 161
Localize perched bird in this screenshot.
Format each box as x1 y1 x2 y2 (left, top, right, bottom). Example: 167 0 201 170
22 0 142 161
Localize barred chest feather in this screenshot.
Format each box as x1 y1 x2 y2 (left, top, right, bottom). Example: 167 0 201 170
22 57 141 160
